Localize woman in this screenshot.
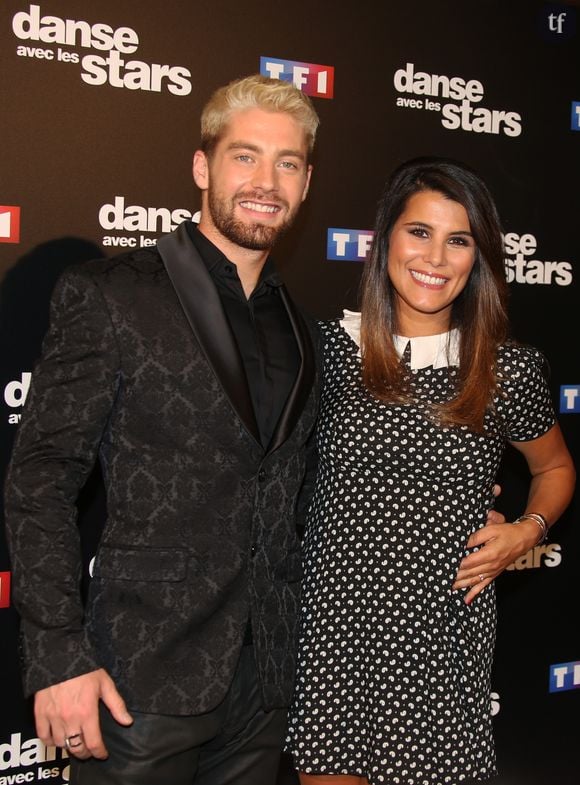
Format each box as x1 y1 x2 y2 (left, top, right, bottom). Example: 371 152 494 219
286 157 575 785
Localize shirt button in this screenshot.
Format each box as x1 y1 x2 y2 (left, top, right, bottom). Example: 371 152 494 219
258 470 266 482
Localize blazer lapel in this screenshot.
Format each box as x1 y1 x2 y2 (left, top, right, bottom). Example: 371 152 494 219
157 222 261 445
266 286 317 455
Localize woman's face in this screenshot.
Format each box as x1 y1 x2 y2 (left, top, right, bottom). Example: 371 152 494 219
387 189 476 336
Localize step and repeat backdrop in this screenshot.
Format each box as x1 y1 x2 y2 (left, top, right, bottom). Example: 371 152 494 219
0 1 578 783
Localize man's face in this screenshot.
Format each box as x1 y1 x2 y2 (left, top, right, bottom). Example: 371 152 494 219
193 107 312 253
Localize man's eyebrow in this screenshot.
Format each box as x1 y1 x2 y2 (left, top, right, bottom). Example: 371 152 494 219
226 141 262 153
277 148 306 161
226 141 306 161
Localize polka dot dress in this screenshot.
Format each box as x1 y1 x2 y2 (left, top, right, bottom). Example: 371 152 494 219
286 318 555 785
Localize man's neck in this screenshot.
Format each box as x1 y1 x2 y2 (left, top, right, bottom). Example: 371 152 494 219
197 223 270 299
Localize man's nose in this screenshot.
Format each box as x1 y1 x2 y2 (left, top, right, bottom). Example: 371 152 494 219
251 160 278 191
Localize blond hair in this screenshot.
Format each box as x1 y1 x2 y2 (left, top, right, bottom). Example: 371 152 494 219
201 74 319 158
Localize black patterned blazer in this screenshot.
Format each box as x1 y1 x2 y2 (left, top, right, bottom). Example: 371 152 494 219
5 221 319 715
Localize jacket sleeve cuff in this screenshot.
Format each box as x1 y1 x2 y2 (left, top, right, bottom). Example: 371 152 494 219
19 624 102 697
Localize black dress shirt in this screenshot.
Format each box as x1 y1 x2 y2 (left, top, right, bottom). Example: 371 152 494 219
187 223 300 450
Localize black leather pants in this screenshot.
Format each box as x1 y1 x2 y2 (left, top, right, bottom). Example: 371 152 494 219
70 646 287 785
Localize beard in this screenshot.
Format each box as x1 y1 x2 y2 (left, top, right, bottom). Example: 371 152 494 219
207 188 298 251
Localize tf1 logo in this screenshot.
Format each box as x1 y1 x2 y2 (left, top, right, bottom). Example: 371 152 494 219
260 57 334 99
0 206 21 244
560 385 580 413
537 3 576 41
571 102 580 132
327 228 373 262
549 661 580 692
0 572 10 609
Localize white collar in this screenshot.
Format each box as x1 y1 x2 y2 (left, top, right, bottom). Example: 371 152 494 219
339 309 460 369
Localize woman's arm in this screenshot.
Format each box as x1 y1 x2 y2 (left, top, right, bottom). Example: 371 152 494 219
453 423 575 604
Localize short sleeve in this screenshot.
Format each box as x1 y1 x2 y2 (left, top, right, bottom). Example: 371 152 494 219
496 344 556 442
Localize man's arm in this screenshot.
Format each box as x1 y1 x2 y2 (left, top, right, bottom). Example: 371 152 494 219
5 265 131 754
295 428 318 537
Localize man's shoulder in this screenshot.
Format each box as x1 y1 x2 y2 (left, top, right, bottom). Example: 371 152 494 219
70 244 163 275
59 245 167 291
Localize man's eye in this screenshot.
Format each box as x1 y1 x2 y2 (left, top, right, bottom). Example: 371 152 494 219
279 161 298 170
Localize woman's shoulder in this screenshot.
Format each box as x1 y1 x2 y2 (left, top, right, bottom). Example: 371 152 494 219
318 309 361 335
317 310 362 359
496 340 550 381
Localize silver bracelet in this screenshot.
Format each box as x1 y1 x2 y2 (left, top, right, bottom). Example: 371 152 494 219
513 512 549 545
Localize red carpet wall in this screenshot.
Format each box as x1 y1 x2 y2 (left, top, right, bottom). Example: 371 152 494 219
1 1 578 783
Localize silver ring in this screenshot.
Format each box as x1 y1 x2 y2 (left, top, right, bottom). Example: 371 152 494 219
64 732 84 750
479 574 485 583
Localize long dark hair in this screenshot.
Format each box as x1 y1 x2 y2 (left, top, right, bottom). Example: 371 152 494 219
359 156 509 431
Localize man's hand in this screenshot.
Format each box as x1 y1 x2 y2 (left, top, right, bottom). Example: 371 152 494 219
484 508 505 526
485 484 505 526
34 669 133 759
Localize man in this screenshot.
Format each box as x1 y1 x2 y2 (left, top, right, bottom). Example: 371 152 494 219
5 74 320 785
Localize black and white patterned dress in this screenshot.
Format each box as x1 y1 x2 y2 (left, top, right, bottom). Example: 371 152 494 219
286 313 555 785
